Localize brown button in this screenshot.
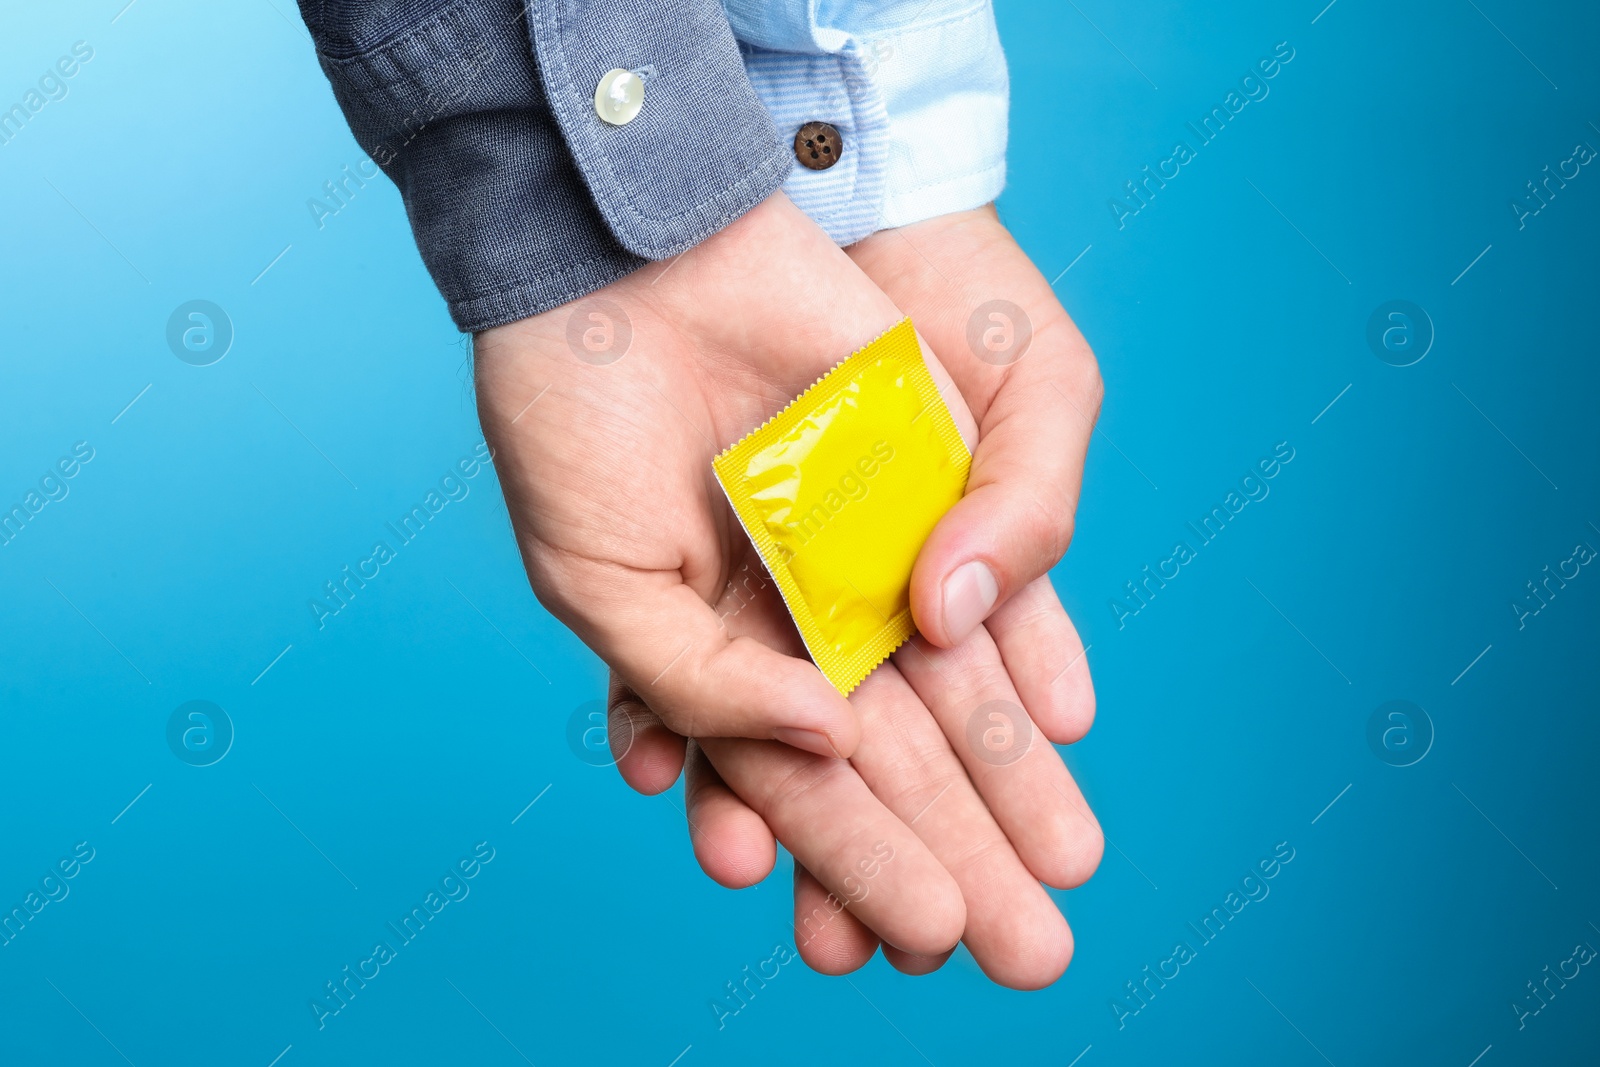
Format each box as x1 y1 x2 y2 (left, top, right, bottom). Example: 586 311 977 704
794 121 842 170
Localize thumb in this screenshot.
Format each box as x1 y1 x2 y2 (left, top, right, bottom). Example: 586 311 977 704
580 574 862 759
910 343 1102 647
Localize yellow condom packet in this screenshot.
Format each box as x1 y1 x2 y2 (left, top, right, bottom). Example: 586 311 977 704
713 319 971 695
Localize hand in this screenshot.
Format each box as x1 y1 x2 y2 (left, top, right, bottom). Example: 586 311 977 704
851 205 1105 653
605 490 1099 986
675 618 1103 988
478 191 1103 986
475 191 974 762
665 205 1106 986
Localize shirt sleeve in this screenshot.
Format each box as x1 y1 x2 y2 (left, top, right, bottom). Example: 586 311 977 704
724 0 1009 246
299 0 793 333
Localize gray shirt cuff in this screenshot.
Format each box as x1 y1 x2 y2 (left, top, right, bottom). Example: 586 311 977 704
303 0 793 332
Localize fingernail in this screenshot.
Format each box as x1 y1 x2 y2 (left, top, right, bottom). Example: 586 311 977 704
773 727 841 759
942 560 999 643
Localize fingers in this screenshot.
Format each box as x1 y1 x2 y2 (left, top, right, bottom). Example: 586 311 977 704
846 664 1074 990
792 863 879 975
880 944 954 976
581 576 861 758
682 741 777 889
908 322 1101 646
984 578 1096 745
682 726 967 976
699 737 966 957
607 674 686 794
893 628 1104 892
849 210 1103 650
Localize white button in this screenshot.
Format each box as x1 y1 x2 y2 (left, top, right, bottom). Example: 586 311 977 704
594 69 644 126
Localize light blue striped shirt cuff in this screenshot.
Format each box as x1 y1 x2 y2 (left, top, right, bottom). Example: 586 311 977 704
727 0 1009 245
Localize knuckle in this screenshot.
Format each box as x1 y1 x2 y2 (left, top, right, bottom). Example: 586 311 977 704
1010 596 1062 639
1018 484 1074 566
890 769 965 826
1081 360 1105 418
607 679 645 720
945 830 1021 886
655 703 698 739
760 755 853 816
957 654 1017 700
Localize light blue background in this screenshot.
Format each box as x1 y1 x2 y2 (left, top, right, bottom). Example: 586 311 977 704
2 1 1596 1064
